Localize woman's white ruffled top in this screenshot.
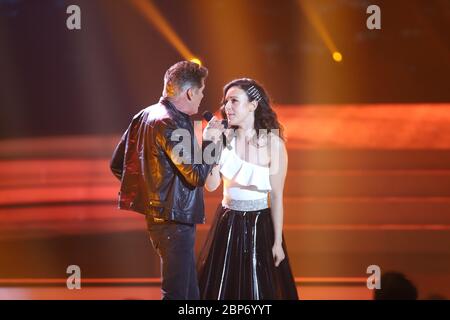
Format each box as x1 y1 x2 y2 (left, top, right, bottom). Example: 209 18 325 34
219 138 271 211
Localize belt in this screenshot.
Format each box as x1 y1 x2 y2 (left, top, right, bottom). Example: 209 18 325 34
222 196 269 212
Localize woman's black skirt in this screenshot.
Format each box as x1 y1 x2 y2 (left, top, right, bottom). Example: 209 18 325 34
198 205 299 300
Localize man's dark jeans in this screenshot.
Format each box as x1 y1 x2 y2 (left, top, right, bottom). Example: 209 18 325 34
146 216 199 300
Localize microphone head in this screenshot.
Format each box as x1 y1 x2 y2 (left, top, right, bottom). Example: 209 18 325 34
221 119 228 129
202 111 213 122
203 110 228 129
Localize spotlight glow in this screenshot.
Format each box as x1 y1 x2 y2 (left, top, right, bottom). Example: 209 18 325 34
190 58 202 66
333 51 343 62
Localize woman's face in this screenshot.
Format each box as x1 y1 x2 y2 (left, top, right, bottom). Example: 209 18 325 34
223 86 256 127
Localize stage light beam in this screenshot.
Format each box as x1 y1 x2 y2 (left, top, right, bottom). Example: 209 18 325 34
130 0 198 62
297 1 343 62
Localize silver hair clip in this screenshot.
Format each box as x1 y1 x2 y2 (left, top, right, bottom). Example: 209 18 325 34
247 85 262 102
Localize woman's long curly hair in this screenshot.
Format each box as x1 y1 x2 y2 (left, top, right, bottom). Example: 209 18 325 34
220 78 285 141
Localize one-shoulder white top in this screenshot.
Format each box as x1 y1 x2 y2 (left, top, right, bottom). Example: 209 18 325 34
219 138 271 211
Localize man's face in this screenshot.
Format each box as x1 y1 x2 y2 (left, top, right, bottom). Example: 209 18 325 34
188 81 205 115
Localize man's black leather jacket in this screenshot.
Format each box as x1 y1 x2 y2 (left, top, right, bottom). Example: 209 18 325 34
110 98 220 224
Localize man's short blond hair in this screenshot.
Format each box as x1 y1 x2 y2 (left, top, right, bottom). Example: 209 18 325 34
163 61 208 97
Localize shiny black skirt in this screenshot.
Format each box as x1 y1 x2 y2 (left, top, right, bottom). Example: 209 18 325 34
198 205 299 300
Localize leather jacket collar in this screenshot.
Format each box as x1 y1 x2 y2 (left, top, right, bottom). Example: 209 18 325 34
159 97 191 123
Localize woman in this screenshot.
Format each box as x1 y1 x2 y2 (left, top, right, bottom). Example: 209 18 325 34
198 78 298 300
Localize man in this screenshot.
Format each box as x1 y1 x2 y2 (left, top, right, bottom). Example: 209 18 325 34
110 61 224 299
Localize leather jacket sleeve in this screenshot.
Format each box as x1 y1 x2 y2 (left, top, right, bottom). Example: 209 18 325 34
110 129 128 181
156 120 221 187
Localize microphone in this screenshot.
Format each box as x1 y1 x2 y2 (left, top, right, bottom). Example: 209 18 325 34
202 111 228 129
202 111 231 149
